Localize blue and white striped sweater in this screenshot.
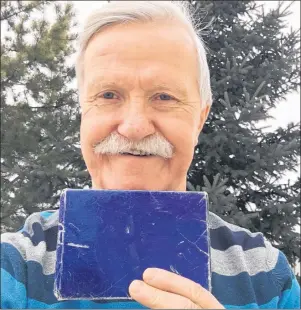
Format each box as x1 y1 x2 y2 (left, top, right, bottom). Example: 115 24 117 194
1 210 300 309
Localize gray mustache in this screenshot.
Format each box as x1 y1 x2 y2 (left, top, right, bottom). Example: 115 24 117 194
93 132 174 159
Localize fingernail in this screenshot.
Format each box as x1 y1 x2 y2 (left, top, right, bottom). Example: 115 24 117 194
129 280 143 294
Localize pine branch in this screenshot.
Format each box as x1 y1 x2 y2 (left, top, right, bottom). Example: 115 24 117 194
280 1 296 16
0 1 45 21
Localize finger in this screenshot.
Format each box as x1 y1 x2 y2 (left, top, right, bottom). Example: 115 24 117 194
143 268 224 309
129 280 200 309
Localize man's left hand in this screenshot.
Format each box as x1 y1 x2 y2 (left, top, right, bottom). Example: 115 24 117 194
129 268 224 309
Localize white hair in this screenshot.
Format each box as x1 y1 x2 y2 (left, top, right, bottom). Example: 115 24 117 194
76 1 212 107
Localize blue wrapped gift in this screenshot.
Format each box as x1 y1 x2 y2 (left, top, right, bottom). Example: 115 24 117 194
54 189 210 300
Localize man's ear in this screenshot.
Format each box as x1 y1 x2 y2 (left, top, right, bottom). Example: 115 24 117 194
198 104 211 131
195 104 211 146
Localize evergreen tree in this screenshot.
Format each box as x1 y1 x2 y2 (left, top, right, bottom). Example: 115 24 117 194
186 1 300 268
1 1 89 232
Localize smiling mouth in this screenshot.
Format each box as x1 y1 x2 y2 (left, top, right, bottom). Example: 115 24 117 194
120 152 154 157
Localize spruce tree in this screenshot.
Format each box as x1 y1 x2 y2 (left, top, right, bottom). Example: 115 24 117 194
1 1 89 232
186 1 300 268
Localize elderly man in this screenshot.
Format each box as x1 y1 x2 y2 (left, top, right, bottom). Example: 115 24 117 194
1 1 300 309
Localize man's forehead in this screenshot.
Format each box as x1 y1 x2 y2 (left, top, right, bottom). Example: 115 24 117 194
81 20 200 96
83 20 197 67
83 49 197 89
85 71 187 88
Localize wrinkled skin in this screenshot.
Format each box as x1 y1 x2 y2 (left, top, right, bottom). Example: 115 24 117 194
80 20 210 191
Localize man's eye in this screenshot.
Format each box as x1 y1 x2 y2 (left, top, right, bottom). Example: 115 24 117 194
155 93 176 101
101 92 117 99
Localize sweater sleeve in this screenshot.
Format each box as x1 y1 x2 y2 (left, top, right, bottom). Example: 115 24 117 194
275 251 300 309
1 234 28 309
263 240 300 309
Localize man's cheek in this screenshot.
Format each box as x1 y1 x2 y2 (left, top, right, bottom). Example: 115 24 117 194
81 122 103 146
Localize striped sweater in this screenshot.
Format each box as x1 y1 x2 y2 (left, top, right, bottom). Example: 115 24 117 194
1 210 300 309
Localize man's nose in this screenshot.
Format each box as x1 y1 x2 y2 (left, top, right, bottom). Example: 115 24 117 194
117 103 155 141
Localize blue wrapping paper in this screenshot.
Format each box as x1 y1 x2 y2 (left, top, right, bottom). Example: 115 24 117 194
54 189 210 300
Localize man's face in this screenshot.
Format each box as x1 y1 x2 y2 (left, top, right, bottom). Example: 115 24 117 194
80 20 209 191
